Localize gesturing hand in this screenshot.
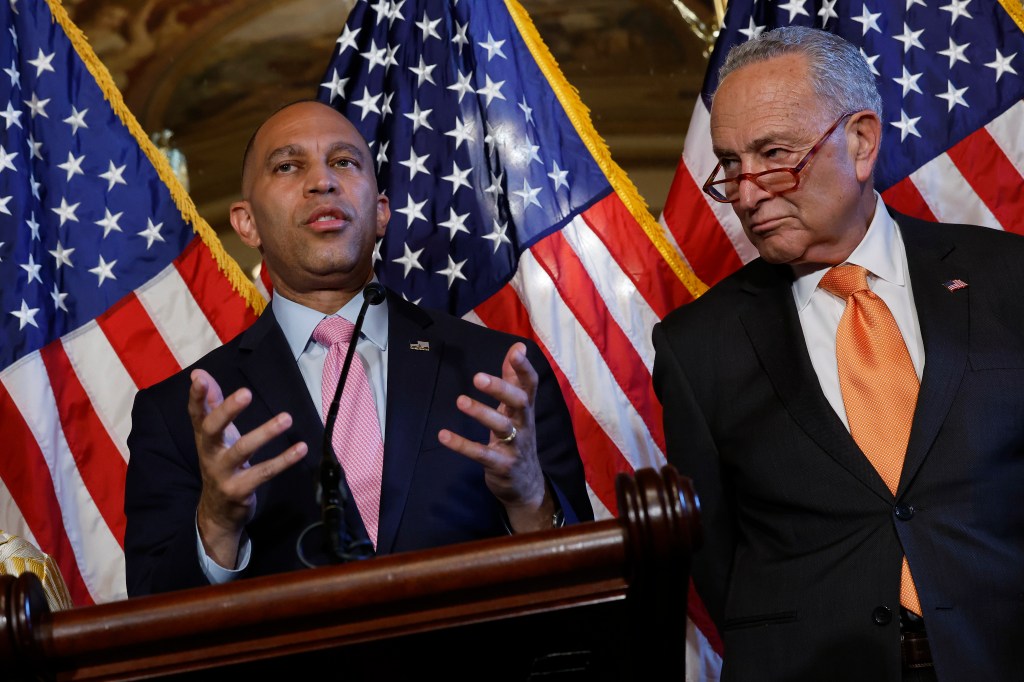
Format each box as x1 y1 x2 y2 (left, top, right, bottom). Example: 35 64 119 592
438 343 557 533
188 369 307 568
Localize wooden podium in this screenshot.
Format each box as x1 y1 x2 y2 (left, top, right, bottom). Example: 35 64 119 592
1 466 700 681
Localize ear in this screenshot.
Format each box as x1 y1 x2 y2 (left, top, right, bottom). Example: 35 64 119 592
375 192 390 239
229 200 261 248
848 111 882 183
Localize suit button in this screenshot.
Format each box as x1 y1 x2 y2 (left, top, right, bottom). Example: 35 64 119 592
872 606 893 626
894 504 915 521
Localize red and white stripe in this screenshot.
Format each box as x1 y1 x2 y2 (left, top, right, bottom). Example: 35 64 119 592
0 238 258 606
469 191 696 517
468 190 723 679
884 100 1024 233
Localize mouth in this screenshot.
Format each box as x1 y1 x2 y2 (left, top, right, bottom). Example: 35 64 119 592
748 216 786 237
305 207 349 231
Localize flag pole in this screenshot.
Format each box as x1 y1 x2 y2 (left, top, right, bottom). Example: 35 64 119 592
671 1 718 56
714 0 727 30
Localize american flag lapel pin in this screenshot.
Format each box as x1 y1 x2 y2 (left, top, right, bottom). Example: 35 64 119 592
410 341 430 351
942 279 969 292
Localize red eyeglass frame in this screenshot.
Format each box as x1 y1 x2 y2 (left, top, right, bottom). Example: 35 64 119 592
702 111 860 203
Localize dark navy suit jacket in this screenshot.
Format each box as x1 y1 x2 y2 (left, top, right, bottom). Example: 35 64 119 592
653 211 1024 681
125 291 592 596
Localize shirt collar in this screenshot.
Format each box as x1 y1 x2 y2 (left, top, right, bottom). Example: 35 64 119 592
271 281 389 360
791 193 903 310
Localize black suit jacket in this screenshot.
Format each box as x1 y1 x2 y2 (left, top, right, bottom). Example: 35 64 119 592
125 291 592 596
652 211 1024 681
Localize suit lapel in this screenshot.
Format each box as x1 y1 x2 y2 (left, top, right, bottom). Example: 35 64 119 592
738 261 894 502
376 294 442 554
897 215 969 495
237 308 325 479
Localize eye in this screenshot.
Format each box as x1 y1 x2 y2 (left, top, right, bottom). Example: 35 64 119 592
274 161 295 173
719 157 738 170
764 147 804 169
332 157 357 169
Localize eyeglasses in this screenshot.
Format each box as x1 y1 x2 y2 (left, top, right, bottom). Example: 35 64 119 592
702 111 858 204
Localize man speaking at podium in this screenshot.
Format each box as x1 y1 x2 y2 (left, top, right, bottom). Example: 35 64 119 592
124 101 592 596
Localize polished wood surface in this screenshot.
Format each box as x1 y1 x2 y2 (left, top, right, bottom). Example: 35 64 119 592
1 466 699 681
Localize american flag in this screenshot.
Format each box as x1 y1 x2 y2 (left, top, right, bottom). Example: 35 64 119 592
0 0 260 606
663 0 1024 290
317 0 719 677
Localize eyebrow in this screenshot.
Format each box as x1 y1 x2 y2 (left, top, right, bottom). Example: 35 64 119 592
326 142 366 162
713 132 807 158
264 141 366 167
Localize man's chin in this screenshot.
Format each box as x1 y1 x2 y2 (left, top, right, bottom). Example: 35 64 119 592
751 235 800 265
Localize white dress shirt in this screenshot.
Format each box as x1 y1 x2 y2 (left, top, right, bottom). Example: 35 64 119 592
790 194 925 431
273 287 389 433
200 283 390 582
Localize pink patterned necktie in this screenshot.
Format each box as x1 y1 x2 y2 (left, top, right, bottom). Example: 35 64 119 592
313 316 383 547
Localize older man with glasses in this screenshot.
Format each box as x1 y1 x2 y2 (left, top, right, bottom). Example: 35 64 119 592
653 25 1024 682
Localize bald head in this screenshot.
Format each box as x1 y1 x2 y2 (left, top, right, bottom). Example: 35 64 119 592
239 100 375 198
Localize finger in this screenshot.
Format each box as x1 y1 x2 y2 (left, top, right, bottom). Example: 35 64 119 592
209 438 309 512
455 394 517 439
502 343 538 399
438 429 503 468
471 372 528 414
471 343 537 415
232 439 309 493
196 387 253 446
187 371 216 426
220 411 297 472
203 381 226 412
439 429 541 508
188 370 240 430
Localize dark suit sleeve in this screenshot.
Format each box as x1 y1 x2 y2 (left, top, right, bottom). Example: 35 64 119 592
124 380 212 596
652 320 734 629
525 340 594 524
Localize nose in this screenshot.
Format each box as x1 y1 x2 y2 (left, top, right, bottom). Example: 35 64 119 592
305 162 337 195
733 171 772 212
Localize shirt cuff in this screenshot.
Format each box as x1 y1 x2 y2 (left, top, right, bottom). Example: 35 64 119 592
195 518 251 585
500 496 565 535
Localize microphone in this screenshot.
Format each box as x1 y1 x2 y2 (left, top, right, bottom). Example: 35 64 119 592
319 282 386 563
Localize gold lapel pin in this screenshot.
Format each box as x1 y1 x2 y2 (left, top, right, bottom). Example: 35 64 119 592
410 340 430 351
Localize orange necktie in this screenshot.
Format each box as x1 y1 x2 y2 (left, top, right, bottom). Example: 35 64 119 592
819 264 921 615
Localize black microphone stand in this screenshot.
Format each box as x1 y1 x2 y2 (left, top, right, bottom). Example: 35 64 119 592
317 282 386 564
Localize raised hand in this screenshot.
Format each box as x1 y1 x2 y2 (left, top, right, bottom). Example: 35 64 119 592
438 343 557 533
188 369 308 567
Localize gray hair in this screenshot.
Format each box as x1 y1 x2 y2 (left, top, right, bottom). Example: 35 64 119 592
715 26 883 120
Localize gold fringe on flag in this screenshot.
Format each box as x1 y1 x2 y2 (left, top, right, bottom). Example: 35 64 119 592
504 0 709 299
998 0 1024 32
46 0 266 315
